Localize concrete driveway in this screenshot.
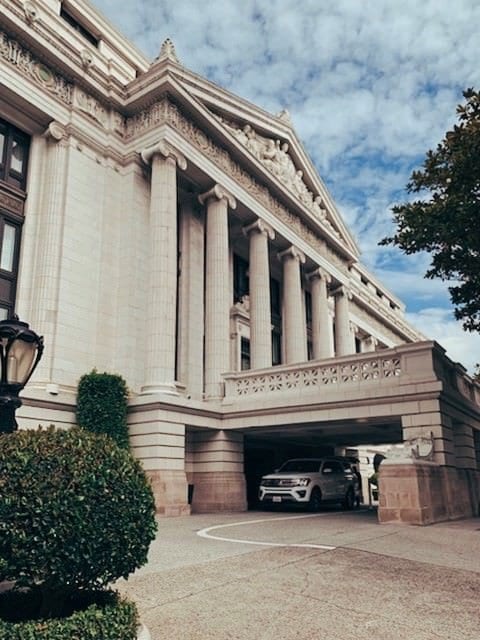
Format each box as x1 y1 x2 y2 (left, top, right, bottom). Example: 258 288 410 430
118 509 480 640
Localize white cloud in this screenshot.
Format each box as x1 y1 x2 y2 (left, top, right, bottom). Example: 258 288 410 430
93 0 480 372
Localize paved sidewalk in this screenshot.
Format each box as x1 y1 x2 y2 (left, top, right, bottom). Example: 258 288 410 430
118 509 480 640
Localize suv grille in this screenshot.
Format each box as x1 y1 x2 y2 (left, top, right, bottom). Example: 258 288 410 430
261 478 298 487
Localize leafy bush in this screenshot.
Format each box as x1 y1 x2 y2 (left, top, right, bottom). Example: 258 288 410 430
0 427 157 618
77 370 130 449
0 590 138 640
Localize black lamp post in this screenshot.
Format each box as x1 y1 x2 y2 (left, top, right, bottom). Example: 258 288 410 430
0 315 44 434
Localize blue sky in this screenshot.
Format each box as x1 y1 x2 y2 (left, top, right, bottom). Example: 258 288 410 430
94 0 480 372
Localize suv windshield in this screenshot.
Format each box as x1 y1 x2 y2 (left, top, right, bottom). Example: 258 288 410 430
278 460 321 473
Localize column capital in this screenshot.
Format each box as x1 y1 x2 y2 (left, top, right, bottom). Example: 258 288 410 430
141 140 187 170
43 121 65 143
277 245 305 264
243 218 275 240
307 266 331 284
198 184 236 210
332 284 352 300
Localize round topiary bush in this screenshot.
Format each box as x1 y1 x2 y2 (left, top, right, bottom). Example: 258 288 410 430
0 426 157 622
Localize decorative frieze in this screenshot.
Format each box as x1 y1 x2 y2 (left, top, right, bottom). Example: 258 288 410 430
0 189 24 215
0 29 73 104
74 88 108 126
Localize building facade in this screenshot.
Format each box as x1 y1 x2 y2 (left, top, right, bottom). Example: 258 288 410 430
1 0 480 524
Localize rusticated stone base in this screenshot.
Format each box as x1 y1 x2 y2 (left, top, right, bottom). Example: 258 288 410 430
190 471 248 513
378 461 480 525
145 469 191 516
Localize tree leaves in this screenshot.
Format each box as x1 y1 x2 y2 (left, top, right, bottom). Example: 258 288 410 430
381 88 480 332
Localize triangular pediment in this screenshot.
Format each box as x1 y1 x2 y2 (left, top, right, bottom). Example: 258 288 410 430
126 57 359 258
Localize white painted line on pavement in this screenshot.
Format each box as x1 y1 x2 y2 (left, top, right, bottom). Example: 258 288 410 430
197 513 336 550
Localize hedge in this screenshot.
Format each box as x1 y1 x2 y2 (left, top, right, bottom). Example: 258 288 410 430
76 370 130 449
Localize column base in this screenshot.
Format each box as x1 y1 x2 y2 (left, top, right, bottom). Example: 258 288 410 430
140 382 181 396
190 471 247 513
378 461 480 525
145 469 191 516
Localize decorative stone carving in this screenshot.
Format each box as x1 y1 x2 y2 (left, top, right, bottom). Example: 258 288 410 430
220 118 340 236
80 48 93 69
74 88 108 126
23 0 39 23
198 184 236 210
276 108 292 124
154 38 180 64
141 139 187 171
0 190 24 215
43 121 65 142
243 218 275 241
0 29 73 104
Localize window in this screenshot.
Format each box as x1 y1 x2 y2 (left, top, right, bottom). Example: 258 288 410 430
60 7 99 46
0 215 21 319
240 337 250 371
305 290 312 325
233 254 249 303
0 119 30 191
0 118 29 317
270 278 281 318
272 329 281 366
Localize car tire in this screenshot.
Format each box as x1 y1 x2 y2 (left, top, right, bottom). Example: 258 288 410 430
343 488 355 510
308 487 322 512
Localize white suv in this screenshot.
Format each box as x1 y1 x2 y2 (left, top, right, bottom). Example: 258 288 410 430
258 457 359 510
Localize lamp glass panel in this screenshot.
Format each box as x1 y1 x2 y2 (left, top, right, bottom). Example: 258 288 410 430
8 339 37 384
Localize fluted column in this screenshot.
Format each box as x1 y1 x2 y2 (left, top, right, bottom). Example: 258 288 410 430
141 140 186 395
243 219 275 369
278 246 306 364
334 285 355 356
30 122 68 384
307 267 333 359
199 185 236 398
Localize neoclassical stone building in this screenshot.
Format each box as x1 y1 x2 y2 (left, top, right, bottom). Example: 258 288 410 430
1 0 480 524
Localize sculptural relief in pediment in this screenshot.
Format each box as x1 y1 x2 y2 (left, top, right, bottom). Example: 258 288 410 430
219 118 341 239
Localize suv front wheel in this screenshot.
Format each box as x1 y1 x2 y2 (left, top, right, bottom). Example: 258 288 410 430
308 487 322 511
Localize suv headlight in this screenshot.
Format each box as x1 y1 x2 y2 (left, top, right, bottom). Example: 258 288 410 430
295 478 311 487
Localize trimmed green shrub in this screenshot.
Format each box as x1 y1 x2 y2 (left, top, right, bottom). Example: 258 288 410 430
0 590 138 640
77 370 130 449
0 426 157 619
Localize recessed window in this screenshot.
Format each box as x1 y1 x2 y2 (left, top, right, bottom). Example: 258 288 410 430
233 254 249 303
60 7 98 47
240 337 250 371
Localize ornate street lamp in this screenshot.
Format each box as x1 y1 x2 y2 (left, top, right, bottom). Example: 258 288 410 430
0 315 44 434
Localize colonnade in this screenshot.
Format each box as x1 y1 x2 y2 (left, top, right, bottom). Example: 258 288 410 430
140 139 363 398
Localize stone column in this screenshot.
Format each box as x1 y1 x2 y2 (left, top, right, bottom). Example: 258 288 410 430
199 185 236 398
30 122 68 385
307 267 333 359
278 246 307 364
243 219 275 369
177 195 205 398
334 285 355 356
141 141 186 395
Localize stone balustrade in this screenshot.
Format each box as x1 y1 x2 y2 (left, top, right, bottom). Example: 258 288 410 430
223 341 480 403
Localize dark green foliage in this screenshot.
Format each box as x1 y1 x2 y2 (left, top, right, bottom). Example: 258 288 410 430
381 88 480 332
77 370 130 449
0 426 157 618
0 590 138 639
